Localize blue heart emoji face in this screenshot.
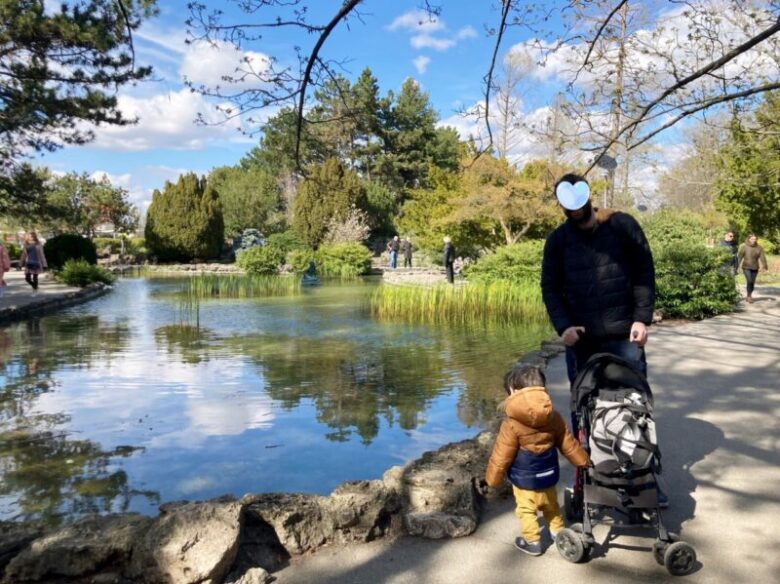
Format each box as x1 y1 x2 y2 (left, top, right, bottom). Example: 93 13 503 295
555 181 590 210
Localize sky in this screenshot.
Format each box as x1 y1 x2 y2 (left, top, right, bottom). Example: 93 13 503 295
34 0 775 214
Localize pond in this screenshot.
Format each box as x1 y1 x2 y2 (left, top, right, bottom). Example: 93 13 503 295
0 277 552 524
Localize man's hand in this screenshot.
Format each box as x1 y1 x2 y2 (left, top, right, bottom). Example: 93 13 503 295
561 326 585 347
630 322 648 347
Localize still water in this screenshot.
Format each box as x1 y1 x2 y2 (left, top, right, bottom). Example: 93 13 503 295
0 277 552 524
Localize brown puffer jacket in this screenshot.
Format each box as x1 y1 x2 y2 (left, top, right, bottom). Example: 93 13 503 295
485 386 589 487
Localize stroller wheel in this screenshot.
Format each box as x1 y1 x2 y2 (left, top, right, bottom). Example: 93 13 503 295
653 533 680 565
555 528 588 563
664 541 696 576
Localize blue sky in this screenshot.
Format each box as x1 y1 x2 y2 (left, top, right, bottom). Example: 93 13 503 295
38 1 574 212
36 0 773 212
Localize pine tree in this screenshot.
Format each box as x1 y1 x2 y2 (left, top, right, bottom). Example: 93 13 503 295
145 173 224 261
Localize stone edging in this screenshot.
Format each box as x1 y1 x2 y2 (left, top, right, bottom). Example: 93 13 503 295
0 284 110 326
0 339 565 584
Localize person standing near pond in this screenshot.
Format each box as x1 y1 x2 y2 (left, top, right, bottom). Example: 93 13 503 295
443 236 455 283
387 235 400 269
0 242 10 298
737 233 768 304
401 237 413 268
719 230 738 275
20 232 47 295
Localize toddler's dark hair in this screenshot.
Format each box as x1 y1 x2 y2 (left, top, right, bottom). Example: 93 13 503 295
504 365 546 395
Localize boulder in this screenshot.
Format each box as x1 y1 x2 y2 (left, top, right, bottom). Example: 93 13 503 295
0 521 45 577
242 494 330 555
223 566 274 584
324 480 402 544
3 514 151 583
127 498 241 584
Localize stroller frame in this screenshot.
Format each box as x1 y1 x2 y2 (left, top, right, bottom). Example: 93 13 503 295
557 353 696 576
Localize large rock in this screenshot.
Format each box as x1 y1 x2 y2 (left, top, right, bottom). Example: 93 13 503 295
128 498 241 584
242 494 331 556
0 521 45 578
3 514 151 583
324 480 402 544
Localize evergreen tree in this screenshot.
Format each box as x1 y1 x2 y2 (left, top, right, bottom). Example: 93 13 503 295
293 159 366 249
209 165 283 237
145 173 224 261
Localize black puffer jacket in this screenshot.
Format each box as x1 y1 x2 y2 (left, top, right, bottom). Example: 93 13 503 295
541 210 655 339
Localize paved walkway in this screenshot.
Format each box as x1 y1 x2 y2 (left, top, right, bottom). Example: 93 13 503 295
0 270 82 310
275 287 780 583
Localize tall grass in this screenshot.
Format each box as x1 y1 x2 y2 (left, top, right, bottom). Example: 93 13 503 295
371 280 550 326
182 274 301 299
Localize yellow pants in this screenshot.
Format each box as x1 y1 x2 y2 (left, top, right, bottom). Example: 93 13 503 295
512 485 565 543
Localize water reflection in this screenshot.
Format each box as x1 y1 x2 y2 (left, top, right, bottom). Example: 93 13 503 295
1 278 552 522
0 320 159 524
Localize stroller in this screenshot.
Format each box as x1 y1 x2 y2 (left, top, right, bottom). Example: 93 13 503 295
556 353 697 576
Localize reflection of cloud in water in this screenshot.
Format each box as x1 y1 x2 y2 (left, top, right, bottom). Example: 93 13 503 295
177 475 219 495
187 394 274 435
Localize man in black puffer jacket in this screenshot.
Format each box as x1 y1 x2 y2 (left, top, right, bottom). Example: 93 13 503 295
542 173 655 385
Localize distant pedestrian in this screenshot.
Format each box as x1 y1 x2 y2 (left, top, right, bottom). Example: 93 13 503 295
443 236 455 283
718 230 738 275
401 237 413 268
485 365 589 556
0 242 10 298
737 233 768 304
387 236 400 269
20 232 47 295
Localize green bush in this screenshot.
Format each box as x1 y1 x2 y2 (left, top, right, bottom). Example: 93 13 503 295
286 248 314 273
44 234 97 270
655 242 738 319
315 242 372 278
236 245 285 275
265 231 307 257
640 209 725 248
58 259 116 287
126 236 147 255
463 240 544 284
4 242 21 259
92 237 122 254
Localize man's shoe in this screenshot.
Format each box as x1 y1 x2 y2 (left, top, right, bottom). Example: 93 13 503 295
514 537 542 556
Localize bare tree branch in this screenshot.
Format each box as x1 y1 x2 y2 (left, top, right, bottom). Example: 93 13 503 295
571 0 630 86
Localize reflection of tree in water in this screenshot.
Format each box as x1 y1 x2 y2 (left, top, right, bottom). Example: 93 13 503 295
226 335 451 444
154 324 217 364
0 318 158 525
453 322 554 428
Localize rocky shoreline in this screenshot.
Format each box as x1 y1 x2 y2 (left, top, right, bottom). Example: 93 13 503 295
0 339 565 584
0 283 110 326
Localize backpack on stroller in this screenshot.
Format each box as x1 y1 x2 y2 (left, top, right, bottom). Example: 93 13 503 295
557 353 697 576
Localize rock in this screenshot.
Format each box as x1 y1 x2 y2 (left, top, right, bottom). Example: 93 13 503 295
128 498 241 584
224 566 274 584
3 514 151 583
325 480 401 544
242 494 331 555
0 521 45 577
404 511 477 539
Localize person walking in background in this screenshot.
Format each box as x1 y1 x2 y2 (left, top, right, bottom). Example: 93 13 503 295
401 237 413 268
719 230 738 275
443 236 455 283
738 233 768 303
387 235 400 269
20 232 47 295
0 242 10 298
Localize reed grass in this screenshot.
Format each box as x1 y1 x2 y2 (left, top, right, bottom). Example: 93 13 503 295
182 274 301 299
370 280 549 326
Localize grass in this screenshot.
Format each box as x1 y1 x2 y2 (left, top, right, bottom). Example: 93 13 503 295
370 279 550 326
181 274 301 299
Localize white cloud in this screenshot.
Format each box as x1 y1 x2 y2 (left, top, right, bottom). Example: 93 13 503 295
411 34 455 51
388 9 444 33
456 26 478 40
87 89 251 152
181 40 272 91
413 56 432 74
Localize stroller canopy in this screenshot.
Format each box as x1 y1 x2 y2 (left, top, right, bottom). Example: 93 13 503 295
570 353 653 412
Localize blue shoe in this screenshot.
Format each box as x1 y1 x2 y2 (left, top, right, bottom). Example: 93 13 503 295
515 537 542 556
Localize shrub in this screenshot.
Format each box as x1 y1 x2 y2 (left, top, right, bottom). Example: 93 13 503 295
286 249 314 273
58 259 115 287
265 231 306 257
655 242 738 319
44 234 97 270
462 240 544 284
92 237 122 254
126 236 147 255
236 245 285 275
640 209 725 248
4 242 21 259
315 242 372 278
233 228 265 254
